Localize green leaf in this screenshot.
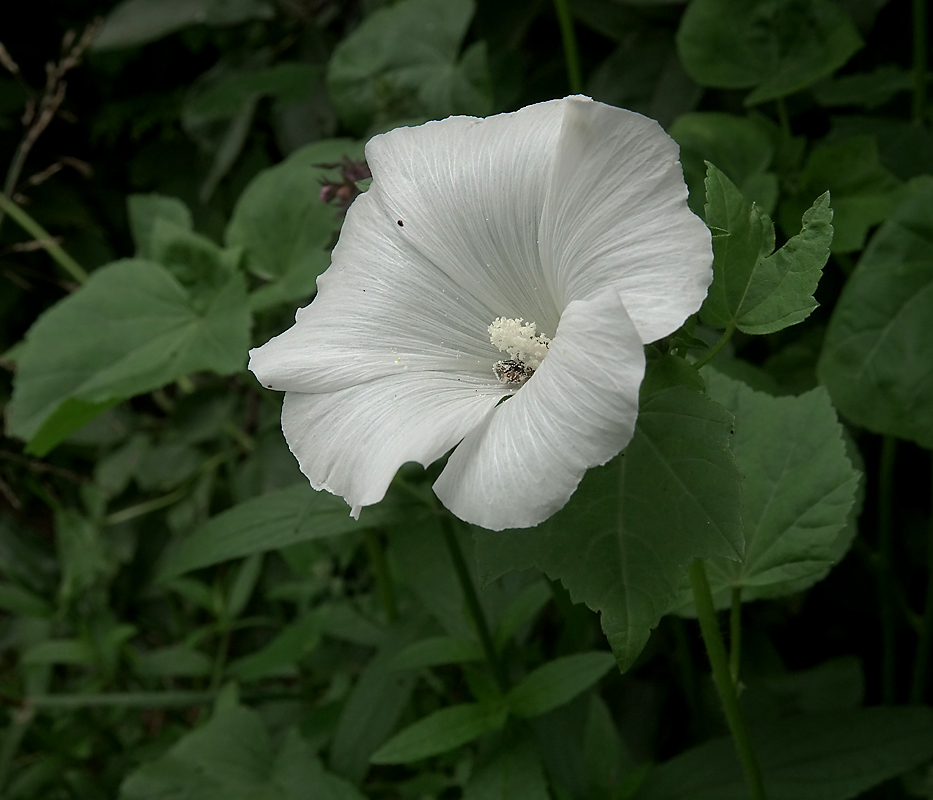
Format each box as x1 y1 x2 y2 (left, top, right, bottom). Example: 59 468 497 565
26 398 121 458
668 113 776 215
701 163 832 335
475 379 743 671
227 614 321 681
370 703 507 764
676 0 862 105
583 695 637 796
387 636 484 671
494 580 551 649
326 0 492 133
157 485 399 580
135 646 213 678
225 139 363 310
817 176 933 447
22 639 94 666
779 136 901 253
813 65 915 109
127 194 192 258
463 739 550 800
507 652 615 719
93 0 274 51
8 259 250 451
271 730 365 800
637 707 933 800
673 371 859 609
330 632 418 780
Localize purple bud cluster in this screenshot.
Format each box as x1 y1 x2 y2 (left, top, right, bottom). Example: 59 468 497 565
316 156 372 214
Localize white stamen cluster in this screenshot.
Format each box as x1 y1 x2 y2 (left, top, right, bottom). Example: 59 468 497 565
488 317 551 385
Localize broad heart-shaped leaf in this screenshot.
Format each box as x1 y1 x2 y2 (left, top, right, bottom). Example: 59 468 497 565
701 164 832 335
127 194 192 258
326 0 492 134
676 0 862 105
779 136 902 253
638 707 933 800
818 176 933 448
157 484 402 580
506 652 616 719
370 703 508 765
474 381 743 671
7 259 250 453
225 138 363 311
669 113 776 216
671 370 859 611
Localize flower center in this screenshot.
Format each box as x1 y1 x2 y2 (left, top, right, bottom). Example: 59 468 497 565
488 317 550 386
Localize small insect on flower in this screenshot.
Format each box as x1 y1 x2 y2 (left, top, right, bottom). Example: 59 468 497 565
249 96 712 530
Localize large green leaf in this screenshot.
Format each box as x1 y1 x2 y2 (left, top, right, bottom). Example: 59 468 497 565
701 164 832 335
474 375 743 671
672 371 859 610
326 0 492 133
818 177 933 447
676 0 862 105
779 136 901 253
93 0 273 51
225 139 363 310
8 259 250 453
370 703 508 765
157 485 400 580
638 707 933 800
669 113 776 215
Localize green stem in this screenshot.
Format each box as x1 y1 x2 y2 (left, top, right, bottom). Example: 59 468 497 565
553 0 584 94
775 97 791 140
439 514 508 693
23 689 298 710
105 485 189 526
689 559 768 800
693 323 735 370
914 0 928 124
0 706 32 796
0 192 87 284
910 452 933 704
364 529 398 623
730 586 743 686
879 436 897 705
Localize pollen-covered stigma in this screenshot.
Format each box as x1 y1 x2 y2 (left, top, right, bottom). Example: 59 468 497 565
488 317 551 386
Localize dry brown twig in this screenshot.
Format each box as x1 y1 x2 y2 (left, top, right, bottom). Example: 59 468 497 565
0 20 101 234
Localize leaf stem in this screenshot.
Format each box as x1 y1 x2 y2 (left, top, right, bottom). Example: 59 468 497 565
730 586 743 685
693 323 735 370
775 97 791 140
553 0 584 94
879 435 898 704
364 529 398 623
438 514 508 693
23 689 298 710
0 192 87 284
910 452 933 703
914 0 928 124
688 559 768 800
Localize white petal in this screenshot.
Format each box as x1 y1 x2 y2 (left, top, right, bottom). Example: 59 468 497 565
281 374 504 517
539 96 712 344
363 99 567 337
433 289 646 531
249 191 503 394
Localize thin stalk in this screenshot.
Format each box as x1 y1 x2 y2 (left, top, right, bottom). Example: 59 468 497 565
670 616 705 741
24 689 299 710
0 193 87 283
689 559 768 800
914 0 928 123
730 586 743 686
910 453 933 704
775 97 791 140
0 706 32 796
553 0 583 94
364 529 398 623
693 323 736 370
105 485 189 526
210 628 231 691
439 514 508 693
879 436 897 705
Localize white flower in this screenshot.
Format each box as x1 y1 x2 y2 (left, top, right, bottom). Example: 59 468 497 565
248 96 712 531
